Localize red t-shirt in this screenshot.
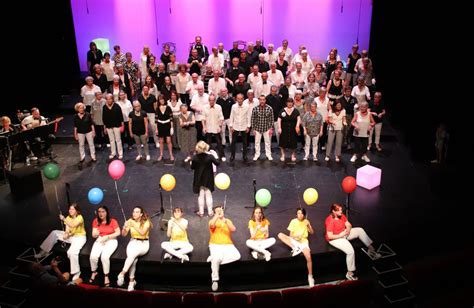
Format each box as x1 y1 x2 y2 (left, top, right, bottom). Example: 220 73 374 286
92 218 119 236
325 214 347 242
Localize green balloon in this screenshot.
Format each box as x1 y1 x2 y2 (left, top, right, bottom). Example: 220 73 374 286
255 188 271 207
43 163 60 180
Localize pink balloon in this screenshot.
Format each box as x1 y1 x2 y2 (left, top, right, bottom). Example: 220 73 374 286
119 125 125 133
108 160 125 180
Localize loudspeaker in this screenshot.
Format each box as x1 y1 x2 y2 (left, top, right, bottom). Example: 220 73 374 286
159 209 173 231
8 166 44 197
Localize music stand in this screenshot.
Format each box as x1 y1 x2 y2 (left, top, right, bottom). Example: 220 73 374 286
151 184 165 218
0 135 9 183
244 179 257 209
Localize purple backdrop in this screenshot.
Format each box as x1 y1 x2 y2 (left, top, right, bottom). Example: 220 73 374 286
71 0 372 71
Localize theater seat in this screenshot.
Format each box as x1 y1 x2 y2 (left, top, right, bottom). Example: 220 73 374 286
182 292 215 305
149 292 183 306
215 292 249 305
281 288 312 305
250 290 282 305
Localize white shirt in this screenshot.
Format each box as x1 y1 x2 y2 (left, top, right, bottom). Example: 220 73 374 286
328 109 346 131
291 54 313 68
81 85 102 106
229 102 251 131
208 54 225 70
186 80 204 100
203 104 224 134
208 77 226 96
190 93 209 121
21 115 46 129
351 86 371 104
315 96 330 120
276 46 293 62
244 98 258 110
300 59 314 75
247 72 262 90
219 50 230 64
285 84 297 99
267 69 284 87
290 71 307 89
175 73 191 94
167 100 183 117
264 51 278 64
254 80 274 98
117 99 133 121
140 52 150 79
100 60 115 81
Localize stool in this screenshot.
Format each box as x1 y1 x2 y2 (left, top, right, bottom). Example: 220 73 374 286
7 166 44 197
356 165 381 190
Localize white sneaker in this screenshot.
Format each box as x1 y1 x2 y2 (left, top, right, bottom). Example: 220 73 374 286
146 155 150 161
118 156 123 160
184 156 191 163
303 156 308 161
155 143 160 148
164 253 172 260
362 155 370 162
127 280 136 291
267 156 273 161
367 145 371 151
108 155 115 159
136 155 142 161
253 155 259 161
72 272 81 281
251 251 258 260
325 156 330 162
106 144 111 148
181 255 190 263
346 272 358 280
212 281 218 291
321 146 326 150
29 155 38 161
335 157 340 162
280 156 285 162
308 275 315 287
264 252 271 262
291 247 302 257
350 155 357 162
221 157 226 162
34 250 48 259
313 157 318 162
117 274 124 286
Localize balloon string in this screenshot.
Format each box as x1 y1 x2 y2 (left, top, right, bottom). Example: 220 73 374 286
54 184 65 231
224 194 227 211
114 181 127 222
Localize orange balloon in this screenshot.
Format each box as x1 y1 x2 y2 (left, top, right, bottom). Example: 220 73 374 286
342 176 357 194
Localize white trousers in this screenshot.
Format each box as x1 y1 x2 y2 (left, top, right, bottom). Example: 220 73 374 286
78 131 96 160
146 112 160 144
304 135 320 158
328 227 373 272
220 119 232 145
90 239 118 274
106 127 123 157
161 241 194 259
209 244 241 281
122 239 149 278
273 121 280 144
198 187 213 215
39 230 86 275
368 122 383 146
246 238 276 255
254 130 272 158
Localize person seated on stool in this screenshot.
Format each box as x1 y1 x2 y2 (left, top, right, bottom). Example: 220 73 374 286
208 205 241 291
278 207 315 286
117 206 152 291
34 203 87 282
246 206 276 261
325 203 381 281
161 207 194 262
21 107 53 160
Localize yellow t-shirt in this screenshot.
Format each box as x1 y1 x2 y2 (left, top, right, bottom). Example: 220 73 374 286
170 218 189 242
248 219 270 240
287 218 309 244
66 215 86 236
209 219 233 245
129 219 150 240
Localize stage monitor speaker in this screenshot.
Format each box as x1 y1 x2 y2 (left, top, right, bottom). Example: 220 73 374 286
159 209 172 231
7 166 44 198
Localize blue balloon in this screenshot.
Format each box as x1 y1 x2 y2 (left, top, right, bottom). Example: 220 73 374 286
88 187 104 205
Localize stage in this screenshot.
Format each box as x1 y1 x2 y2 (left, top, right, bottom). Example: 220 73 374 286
0 132 438 291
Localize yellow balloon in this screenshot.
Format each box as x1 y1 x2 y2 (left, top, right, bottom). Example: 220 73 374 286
303 188 319 205
215 173 231 190
160 174 176 192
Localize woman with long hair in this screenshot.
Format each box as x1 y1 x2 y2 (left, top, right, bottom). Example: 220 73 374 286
117 206 152 291
245 206 275 261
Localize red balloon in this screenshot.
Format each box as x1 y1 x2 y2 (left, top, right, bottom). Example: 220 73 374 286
342 176 357 194
119 125 125 133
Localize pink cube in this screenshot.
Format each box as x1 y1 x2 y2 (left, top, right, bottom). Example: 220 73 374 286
356 165 381 190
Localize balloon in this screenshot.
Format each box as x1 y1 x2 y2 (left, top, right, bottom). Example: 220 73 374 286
215 173 231 190
108 160 126 181
88 187 104 205
43 163 60 180
303 188 319 205
119 125 125 133
255 188 271 207
342 176 357 194
160 174 176 192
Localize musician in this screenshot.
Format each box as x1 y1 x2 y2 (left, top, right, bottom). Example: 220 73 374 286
1 116 18 170
21 108 54 159
1 116 17 134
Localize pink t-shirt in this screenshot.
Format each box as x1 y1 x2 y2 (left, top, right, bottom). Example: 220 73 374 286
325 214 347 242
92 218 119 236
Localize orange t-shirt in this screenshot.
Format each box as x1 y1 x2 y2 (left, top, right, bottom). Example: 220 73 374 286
248 218 270 240
209 219 233 245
